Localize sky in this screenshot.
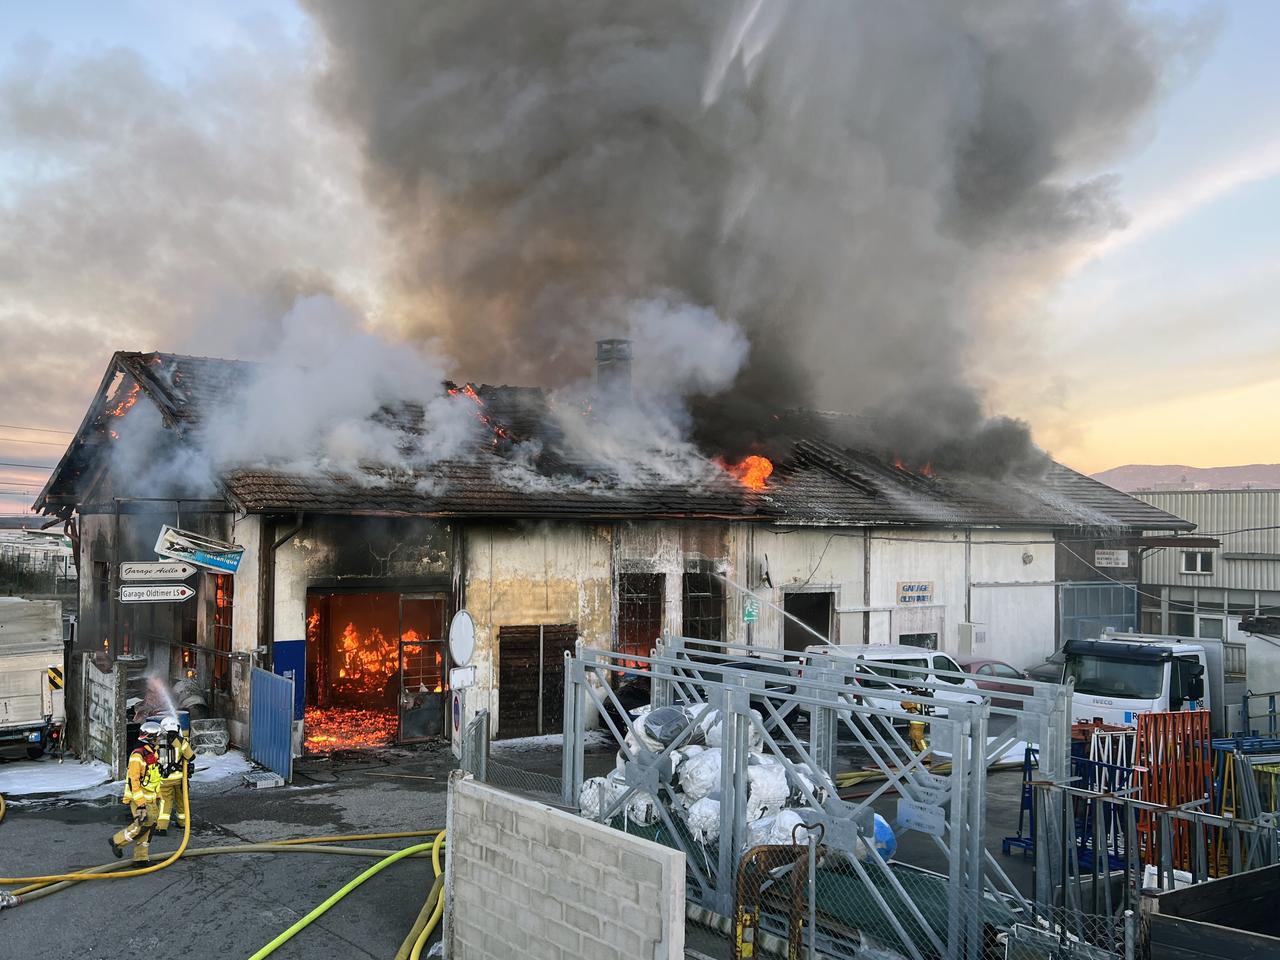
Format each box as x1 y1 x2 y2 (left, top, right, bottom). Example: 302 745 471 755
0 0 1277 514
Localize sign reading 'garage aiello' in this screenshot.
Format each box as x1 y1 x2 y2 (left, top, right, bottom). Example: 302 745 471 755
896 581 934 605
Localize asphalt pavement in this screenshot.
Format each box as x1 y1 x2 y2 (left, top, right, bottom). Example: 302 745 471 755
0 730 1037 960
0 744 457 960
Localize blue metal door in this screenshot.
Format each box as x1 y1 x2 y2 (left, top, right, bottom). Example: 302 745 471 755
250 666 293 781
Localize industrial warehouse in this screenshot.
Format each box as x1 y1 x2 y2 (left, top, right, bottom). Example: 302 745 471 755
33 345 1190 758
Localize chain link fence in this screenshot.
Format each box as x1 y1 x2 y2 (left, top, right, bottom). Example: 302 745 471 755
459 710 573 806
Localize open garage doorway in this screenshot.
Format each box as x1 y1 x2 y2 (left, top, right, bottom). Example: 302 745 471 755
784 591 833 655
304 591 448 752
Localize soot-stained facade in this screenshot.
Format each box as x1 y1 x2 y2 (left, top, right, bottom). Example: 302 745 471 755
37 350 1193 746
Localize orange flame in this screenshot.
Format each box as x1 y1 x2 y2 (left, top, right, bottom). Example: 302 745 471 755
722 455 774 491
891 456 935 479
447 382 513 445
333 621 397 691
106 383 141 418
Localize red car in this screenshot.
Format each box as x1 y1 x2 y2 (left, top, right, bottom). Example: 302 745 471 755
954 655 1029 705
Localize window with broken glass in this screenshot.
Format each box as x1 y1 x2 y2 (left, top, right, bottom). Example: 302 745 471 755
616 572 663 671
682 571 725 648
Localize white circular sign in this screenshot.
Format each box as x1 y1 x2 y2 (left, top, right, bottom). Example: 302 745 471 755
448 609 477 667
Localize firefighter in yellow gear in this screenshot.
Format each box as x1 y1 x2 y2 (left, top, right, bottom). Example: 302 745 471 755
110 721 164 863
156 716 195 834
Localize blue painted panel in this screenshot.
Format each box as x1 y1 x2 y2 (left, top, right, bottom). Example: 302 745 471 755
250 667 293 781
273 640 307 721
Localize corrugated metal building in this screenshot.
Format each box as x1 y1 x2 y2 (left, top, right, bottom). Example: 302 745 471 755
1137 489 1280 692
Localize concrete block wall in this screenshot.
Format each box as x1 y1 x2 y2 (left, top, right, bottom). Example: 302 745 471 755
445 773 685 959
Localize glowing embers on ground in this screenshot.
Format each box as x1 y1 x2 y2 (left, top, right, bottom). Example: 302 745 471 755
303 706 398 753
719 454 774 491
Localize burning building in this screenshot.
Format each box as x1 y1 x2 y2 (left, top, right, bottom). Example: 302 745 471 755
36 346 1191 753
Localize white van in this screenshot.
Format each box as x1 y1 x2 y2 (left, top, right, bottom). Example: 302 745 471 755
803 643 981 717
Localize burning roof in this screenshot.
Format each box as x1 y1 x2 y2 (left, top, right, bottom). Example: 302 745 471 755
37 351 1192 532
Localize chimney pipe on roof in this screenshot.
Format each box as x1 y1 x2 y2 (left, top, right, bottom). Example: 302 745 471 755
595 338 632 403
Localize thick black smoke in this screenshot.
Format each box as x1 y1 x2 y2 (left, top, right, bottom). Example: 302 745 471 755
303 0 1210 473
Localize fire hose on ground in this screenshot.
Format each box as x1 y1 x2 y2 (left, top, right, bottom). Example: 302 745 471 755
246 829 447 960
0 760 195 887
0 765 449 957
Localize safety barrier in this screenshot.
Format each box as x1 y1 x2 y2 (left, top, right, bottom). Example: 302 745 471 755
1236 689 1280 740
561 635 1076 960
1031 779 1280 923
1134 711 1213 872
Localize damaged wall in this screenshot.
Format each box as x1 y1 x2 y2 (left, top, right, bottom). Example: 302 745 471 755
272 514 454 654
462 520 613 737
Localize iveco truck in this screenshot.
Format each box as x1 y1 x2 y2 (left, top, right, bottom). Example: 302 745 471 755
1063 629 1246 738
0 598 66 759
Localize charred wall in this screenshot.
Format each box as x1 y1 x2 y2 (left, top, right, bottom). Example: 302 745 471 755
272 514 454 656
461 520 613 737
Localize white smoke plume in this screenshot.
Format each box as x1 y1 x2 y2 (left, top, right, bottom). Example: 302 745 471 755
106 296 483 497
203 296 478 476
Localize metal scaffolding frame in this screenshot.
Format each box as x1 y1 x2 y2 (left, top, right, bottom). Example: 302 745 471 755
561 635 1074 960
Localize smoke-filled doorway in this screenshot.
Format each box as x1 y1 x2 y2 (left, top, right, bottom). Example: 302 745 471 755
304 592 448 752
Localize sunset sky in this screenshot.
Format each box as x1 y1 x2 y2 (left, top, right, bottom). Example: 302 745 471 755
0 0 1277 513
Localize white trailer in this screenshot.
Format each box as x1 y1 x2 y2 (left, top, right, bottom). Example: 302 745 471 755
0 598 66 758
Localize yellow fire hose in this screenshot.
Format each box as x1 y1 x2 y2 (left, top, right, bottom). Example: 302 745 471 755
9 843 439 904
7 826 445 900
1 762 450 958
246 829 447 960
402 830 447 960
0 761 193 885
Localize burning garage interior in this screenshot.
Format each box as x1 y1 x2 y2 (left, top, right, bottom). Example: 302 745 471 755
34 346 1194 754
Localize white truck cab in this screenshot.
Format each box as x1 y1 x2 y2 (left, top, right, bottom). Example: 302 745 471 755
1064 629 1246 737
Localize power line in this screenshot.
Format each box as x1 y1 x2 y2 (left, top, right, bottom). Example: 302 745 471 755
0 461 53 470
0 423 73 436
0 435 67 446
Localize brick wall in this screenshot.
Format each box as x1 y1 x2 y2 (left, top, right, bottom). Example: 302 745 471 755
445 773 685 959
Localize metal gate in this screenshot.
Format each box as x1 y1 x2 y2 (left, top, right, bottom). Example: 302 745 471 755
250 666 293 782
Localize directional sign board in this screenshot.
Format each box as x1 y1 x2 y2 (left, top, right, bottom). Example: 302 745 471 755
742 596 761 624
155 524 243 574
120 561 197 582
120 584 195 603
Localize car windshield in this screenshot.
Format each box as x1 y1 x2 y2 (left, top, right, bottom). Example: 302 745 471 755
1065 654 1164 699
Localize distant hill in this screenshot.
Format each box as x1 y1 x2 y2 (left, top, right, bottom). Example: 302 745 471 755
1091 463 1280 492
